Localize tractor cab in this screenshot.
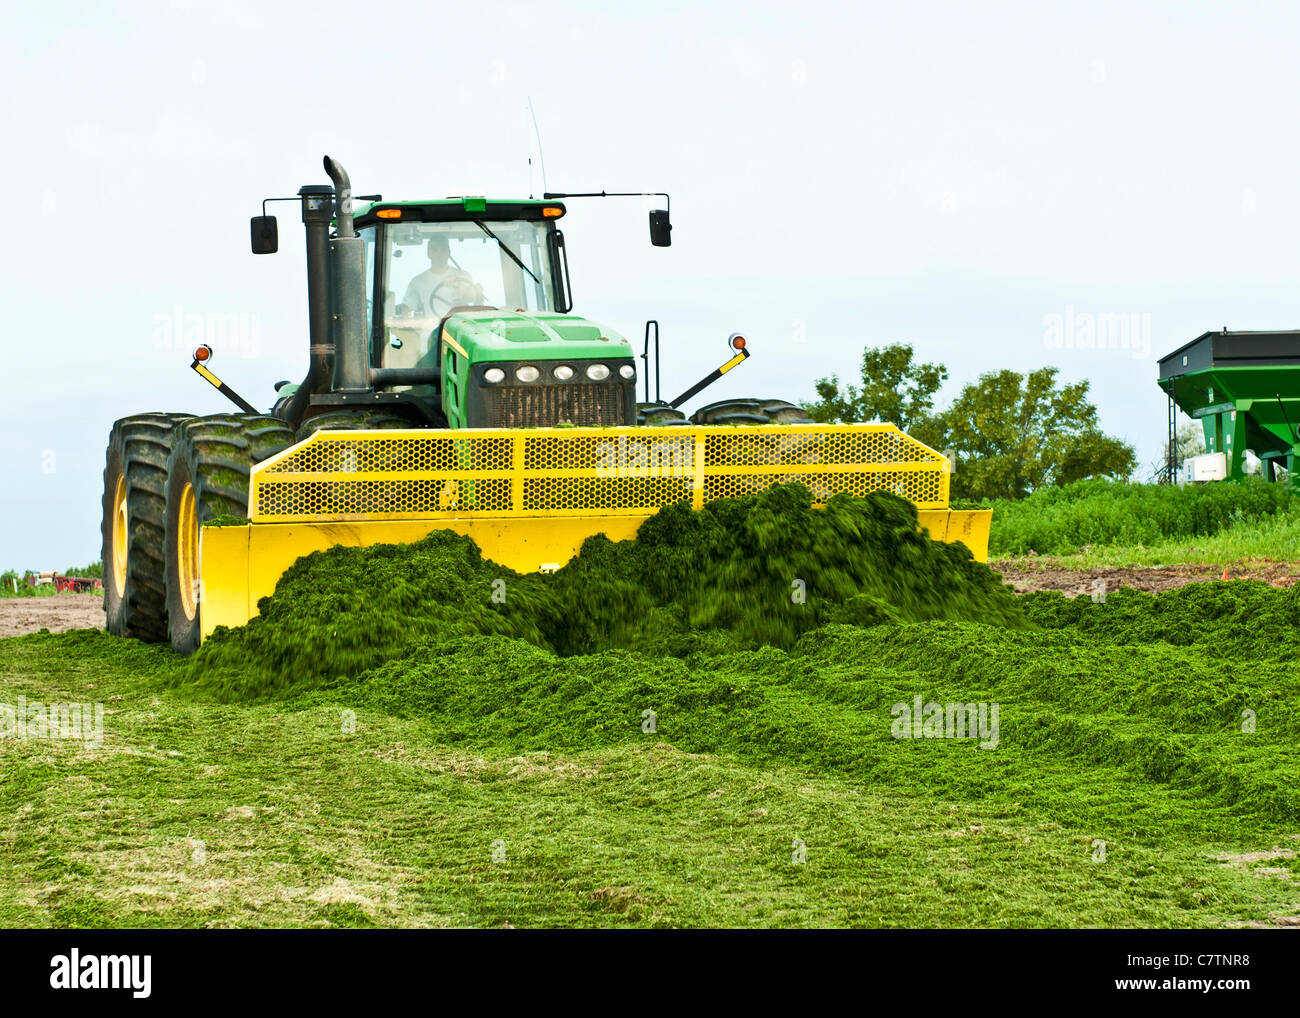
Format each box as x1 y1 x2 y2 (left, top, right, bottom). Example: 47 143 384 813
348 199 638 428
244 163 676 433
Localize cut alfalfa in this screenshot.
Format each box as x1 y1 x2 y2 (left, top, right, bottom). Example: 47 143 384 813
185 483 1023 698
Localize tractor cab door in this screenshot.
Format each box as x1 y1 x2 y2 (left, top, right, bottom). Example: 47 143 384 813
368 224 440 392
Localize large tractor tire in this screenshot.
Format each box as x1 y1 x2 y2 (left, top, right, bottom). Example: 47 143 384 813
163 414 294 655
293 407 421 442
295 409 427 474
690 397 814 426
636 402 690 426
691 398 820 498
102 413 194 642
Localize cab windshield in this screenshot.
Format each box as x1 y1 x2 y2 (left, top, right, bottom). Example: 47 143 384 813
384 220 555 323
364 218 558 383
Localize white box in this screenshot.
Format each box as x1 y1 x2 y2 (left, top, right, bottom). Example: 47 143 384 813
1179 451 1227 484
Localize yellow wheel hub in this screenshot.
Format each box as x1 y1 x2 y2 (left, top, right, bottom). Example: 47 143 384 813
111 474 128 597
176 482 199 621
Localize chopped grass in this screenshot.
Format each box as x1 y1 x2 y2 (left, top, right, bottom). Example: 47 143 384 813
2 485 1298 928
186 486 1022 701
2 590 1299 927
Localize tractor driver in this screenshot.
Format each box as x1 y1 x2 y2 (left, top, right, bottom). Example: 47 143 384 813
401 235 485 319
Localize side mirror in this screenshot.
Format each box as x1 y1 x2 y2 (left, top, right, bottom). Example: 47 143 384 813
649 209 672 247
250 215 278 255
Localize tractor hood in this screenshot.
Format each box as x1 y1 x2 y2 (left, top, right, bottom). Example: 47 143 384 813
442 310 634 363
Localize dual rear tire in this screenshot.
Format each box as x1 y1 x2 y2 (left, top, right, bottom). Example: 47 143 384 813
102 414 193 642
101 413 293 655
162 415 294 654
690 398 814 425
637 398 813 426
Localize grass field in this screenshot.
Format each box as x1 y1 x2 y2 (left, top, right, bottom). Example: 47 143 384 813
987 479 1295 558
1002 510 1300 570
2 583 1298 928
987 479 1300 572
4 488 1298 928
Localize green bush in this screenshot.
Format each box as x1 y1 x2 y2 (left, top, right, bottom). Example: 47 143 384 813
986 479 1293 556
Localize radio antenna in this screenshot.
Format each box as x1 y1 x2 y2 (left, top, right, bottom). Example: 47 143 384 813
527 97 549 197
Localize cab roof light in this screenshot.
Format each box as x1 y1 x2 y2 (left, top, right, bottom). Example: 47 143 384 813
376 208 402 219
542 205 565 218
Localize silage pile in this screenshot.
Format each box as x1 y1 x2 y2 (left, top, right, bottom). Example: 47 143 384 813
172 484 1300 828
188 484 1021 698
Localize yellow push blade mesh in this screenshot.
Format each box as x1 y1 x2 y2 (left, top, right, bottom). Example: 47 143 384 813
248 423 950 522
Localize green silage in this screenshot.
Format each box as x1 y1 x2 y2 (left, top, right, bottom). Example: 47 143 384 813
1024 582 1300 659
187 485 1022 698
168 482 1300 836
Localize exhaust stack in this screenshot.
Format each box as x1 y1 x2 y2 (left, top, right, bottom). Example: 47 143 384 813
322 155 369 392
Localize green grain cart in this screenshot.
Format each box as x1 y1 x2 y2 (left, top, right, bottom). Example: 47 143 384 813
1158 329 1300 486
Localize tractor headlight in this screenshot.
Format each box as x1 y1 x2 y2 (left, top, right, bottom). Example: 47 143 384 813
515 365 541 383
553 365 575 381
483 367 505 384
619 364 635 380
586 363 610 381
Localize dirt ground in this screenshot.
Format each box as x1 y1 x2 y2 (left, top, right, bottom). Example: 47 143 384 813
0 593 105 637
991 559 1300 595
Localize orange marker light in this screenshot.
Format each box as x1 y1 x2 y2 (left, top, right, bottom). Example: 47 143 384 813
542 206 564 218
194 345 212 362
376 208 402 219
731 335 746 350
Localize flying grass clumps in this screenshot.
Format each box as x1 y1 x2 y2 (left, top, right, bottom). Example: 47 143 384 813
187 484 1021 698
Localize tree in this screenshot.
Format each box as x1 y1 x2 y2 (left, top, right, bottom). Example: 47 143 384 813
801 343 947 446
941 368 1136 500
803 344 1136 500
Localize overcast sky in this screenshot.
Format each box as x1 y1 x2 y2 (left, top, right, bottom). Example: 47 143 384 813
2 0 1298 568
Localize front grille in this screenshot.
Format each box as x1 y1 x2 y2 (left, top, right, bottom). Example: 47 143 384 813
482 383 627 428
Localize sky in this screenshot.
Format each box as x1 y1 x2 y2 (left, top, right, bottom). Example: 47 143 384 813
2 0 1298 568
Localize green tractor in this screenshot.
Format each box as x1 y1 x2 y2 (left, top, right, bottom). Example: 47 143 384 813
245 156 803 436
103 154 974 656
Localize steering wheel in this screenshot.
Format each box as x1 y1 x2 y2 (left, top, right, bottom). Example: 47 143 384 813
423 277 454 315
429 275 485 316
